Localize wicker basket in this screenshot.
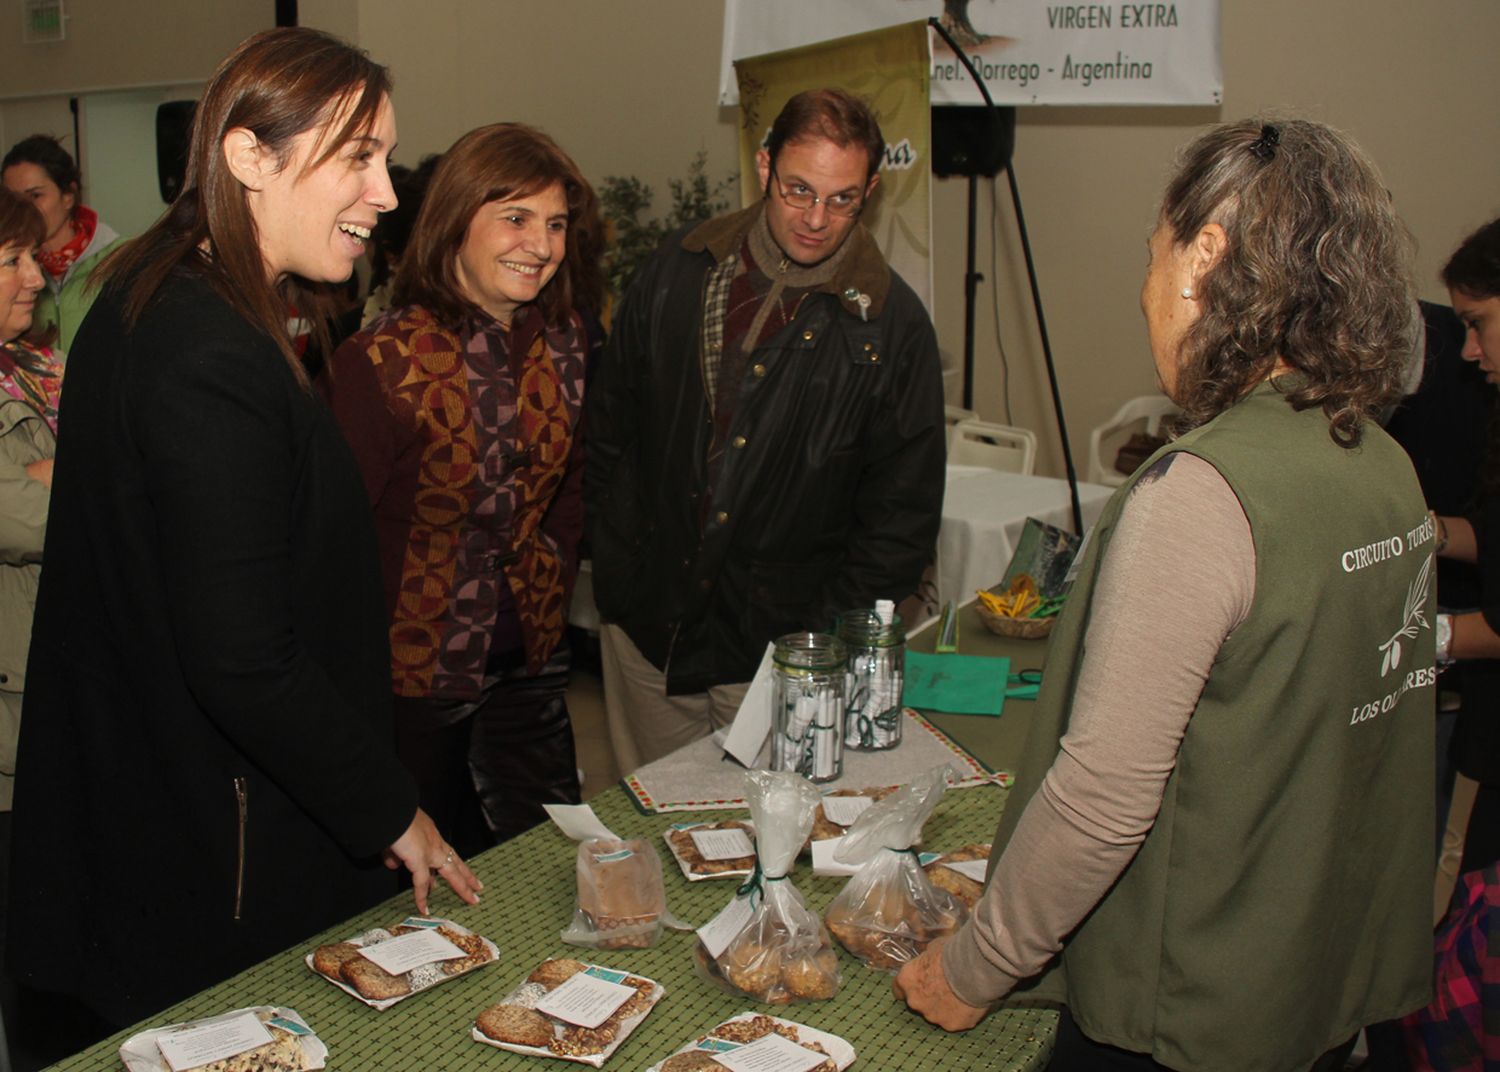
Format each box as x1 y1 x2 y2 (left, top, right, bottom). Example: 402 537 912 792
975 600 1056 639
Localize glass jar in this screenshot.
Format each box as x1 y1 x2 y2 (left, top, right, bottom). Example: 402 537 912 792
839 608 905 750
770 632 847 783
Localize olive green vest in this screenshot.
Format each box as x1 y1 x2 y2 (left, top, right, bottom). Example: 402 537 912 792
996 385 1434 1071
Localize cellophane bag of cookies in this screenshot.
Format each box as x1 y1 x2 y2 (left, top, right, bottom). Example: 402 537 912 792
306 917 497 1009
695 770 841 1004
471 957 664 1067
824 767 968 972
562 837 668 949
646 1012 856 1071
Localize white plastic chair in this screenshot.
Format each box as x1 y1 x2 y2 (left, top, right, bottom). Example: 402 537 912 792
1086 395 1182 486
947 419 1037 475
944 404 977 429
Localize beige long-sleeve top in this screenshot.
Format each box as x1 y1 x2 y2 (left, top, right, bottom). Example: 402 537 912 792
942 451 1256 1006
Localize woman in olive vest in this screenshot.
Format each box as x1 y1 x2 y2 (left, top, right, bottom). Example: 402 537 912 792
897 119 1434 1072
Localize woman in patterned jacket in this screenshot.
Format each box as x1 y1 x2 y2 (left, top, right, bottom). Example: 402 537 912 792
324 123 603 851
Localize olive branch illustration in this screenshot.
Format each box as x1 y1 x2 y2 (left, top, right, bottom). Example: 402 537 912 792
1378 553 1432 677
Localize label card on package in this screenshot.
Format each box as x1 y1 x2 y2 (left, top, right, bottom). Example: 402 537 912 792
697 894 755 959
712 1033 830 1072
156 1012 272 1072
819 794 873 827
942 859 991 883
543 803 619 842
810 837 861 877
690 827 754 860
356 929 464 975
536 970 634 1029
265 1016 312 1037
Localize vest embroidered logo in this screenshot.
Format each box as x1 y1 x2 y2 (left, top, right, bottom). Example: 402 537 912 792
1377 554 1432 678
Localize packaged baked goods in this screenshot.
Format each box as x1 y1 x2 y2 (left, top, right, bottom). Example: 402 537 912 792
472 958 664 1066
544 802 685 949
306 917 497 1009
562 836 669 948
824 767 968 972
647 1013 855 1072
119 1006 326 1072
695 770 841 1004
806 785 899 847
921 843 992 909
664 820 757 881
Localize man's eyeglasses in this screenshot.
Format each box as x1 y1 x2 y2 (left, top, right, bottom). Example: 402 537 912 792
770 167 865 218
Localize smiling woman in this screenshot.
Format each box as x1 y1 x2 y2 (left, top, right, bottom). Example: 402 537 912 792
5 27 480 1050
322 123 604 854
1 135 126 353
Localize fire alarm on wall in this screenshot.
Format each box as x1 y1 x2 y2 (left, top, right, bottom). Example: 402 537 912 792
23 0 65 44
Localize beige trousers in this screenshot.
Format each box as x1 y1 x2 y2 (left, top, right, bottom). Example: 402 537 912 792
599 623 751 776
1435 772 1481 925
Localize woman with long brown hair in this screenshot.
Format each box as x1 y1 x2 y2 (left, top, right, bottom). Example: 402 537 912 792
324 123 603 852
6 27 478 1042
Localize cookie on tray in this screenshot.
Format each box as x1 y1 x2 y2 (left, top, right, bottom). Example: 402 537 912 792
526 957 589 989
437 927 493 975
476 1003 554 1048
340 955 411 1001
310 941 361 980
548 1021 617 1057
660 1052 725 1072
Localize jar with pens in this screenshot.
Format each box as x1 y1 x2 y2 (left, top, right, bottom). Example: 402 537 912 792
839 600 905 752
770 632 847 783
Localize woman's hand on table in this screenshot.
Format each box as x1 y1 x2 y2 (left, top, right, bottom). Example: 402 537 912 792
383 808 484 915
893 936 989 1031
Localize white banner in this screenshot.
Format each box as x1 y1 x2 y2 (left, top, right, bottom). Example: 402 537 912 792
720 0 1221 107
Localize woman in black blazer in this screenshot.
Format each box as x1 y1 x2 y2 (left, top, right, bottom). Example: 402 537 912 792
6 27 479 1044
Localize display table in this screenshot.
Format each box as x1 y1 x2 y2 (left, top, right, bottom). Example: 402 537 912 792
47 606 1057 1072
937 467 1114 609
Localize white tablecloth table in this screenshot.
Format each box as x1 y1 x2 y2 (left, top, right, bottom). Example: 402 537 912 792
935 465 1116 608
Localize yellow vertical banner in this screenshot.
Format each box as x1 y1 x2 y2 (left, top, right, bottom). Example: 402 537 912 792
735 21 932 311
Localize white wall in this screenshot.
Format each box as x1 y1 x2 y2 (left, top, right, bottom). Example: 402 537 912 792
331 0 1500 477
0 0 1491 479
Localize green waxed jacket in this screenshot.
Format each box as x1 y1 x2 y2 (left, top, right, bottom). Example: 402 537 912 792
0 388 53 810
995 383 1434 1071
38 218 122 354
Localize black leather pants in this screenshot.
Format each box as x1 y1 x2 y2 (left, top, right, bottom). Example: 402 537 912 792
393 644 580 857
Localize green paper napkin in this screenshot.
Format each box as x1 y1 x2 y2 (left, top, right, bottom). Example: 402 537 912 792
903 651 1010 716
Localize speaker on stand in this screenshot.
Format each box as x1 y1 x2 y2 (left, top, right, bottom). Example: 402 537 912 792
927 15 1081 534
931 104 1015 412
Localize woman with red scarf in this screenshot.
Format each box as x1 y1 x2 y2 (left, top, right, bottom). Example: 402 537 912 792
2 134 123 353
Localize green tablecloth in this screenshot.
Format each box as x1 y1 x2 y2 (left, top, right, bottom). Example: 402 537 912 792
49 605 1057 1071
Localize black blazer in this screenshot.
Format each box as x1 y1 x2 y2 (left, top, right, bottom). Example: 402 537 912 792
8 269 418 1025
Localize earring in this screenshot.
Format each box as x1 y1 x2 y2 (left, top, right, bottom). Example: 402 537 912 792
1181 287 1194 299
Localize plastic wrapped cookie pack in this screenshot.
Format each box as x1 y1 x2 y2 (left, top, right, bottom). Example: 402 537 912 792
119 1006 327 1072
306 917 497 1009
921 843 993 908
824 767 968 972
695 770 841 1004
472 957 664 1066
664 819 757 881
648 1012 855 1071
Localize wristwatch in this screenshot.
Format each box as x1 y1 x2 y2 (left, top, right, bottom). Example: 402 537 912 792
1436 612 1454 666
